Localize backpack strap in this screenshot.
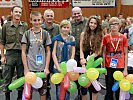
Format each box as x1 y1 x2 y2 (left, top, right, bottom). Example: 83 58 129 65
25 29 48 53
42 29 48 48
25 29 30 53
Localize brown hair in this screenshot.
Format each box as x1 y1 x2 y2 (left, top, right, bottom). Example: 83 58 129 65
82 16 103 54
30 11 42 19
11 6 22 12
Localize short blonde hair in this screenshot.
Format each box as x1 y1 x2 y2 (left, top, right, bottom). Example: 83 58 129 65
60 20 71 29
109 17 121 25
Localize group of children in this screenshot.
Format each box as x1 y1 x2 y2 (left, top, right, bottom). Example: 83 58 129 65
0 6 129 100
25 11 128 100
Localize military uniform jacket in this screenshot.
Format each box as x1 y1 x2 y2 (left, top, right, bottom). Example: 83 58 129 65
0 21 28 50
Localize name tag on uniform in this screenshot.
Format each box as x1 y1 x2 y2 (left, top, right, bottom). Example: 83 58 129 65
36 54 43 65
110 58 118 68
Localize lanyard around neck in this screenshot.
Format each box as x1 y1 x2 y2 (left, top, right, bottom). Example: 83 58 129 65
110 33 120 52
32 28 42 44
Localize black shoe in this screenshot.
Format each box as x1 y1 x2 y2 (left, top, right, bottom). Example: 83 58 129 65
46 86 51 100
5 92 10 100
47 96 51 100
17 90 22 100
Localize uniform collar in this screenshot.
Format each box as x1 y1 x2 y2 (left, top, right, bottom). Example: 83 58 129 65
10 21 23 27
42 22 54 30
71 17 84 24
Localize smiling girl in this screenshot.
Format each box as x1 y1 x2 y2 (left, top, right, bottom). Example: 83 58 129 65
80 16 103 100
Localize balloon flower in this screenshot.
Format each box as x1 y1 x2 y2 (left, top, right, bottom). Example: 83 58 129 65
112 71 133 100
50 59 79 99
76 55 105 91
8 72 46 91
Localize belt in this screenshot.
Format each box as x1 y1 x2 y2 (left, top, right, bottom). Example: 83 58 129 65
6 49 21 53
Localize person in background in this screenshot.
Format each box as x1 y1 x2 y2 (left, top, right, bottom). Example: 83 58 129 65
119 18 129 38
126 17 132 28
1 16 7 24
6 15 12 22
21 11 51 100
96 14 101 20
0 6 28 100
0 17 4 29
127 17 133 50
102 13 111 35
103 17 128 100
42 9 60 99
80 16 103 100
52 20 75 100
118 13 124 19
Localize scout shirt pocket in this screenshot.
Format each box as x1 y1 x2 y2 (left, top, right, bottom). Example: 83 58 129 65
6 29 16 43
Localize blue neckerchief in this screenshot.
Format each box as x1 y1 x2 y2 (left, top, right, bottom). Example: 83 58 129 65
52 34 76 62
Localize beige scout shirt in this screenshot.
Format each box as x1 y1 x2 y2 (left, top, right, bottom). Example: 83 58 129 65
0 21 28 50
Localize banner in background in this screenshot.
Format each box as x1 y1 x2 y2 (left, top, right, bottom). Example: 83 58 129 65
29 0 69 8
0 0 22 8
72 0 116 7
122 0 133 5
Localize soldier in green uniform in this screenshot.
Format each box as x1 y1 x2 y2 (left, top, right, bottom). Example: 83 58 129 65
0 6 28 100
42 9 60 100
70 6 88 99
70 7 88 68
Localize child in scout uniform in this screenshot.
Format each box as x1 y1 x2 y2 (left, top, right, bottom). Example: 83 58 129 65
21 11 51 100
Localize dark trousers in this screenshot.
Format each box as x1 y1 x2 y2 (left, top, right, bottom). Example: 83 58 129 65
105 68 124 100
3 50 24 100
46 49 54 99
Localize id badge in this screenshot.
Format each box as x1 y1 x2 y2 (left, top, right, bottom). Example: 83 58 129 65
36 54 43 65
110 58 118 68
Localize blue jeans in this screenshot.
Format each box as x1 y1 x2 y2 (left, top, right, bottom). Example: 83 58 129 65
53 68 70 100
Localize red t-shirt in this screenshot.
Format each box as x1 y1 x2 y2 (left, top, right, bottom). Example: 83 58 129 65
103 33 128 68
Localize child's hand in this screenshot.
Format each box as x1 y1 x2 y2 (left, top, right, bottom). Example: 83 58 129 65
80 58 86 65
1 56 6 64
57 67 61 73
123 69 128 76
24 67 30 76
44 68 50 77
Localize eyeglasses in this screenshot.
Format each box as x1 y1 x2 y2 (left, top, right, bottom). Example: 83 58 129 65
110 23 119 26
